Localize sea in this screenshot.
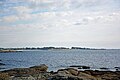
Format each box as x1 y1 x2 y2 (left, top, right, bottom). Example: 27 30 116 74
0 49 120 71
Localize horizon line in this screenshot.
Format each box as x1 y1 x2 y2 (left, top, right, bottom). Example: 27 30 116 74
0 46 120 49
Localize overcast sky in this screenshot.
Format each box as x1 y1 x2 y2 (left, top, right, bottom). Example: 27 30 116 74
0 0 120 48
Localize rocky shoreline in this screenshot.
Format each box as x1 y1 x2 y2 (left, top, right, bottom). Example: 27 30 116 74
0 50 22 53
0 64 120 80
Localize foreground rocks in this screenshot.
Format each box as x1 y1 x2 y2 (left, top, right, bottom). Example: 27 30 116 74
0 64 120 80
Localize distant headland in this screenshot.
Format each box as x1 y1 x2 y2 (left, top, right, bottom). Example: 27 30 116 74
0 47 106 53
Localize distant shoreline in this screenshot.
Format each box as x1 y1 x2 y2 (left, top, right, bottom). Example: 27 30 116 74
1 46 120 53
0 50 22 53
0 47 106 51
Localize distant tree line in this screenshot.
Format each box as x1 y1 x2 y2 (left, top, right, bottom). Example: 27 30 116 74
0 47 106 50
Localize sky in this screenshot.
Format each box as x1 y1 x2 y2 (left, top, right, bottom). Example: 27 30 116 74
0 0 120 48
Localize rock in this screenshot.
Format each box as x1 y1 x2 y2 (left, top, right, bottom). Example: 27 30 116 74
66 68 78 76
56 70 71 77
82 70 120 80
48 76 80 80
70 65 90 69
30 64 48 72
57 68 79 76
2 68 30 76
38 72 52 79
115 67 120 71
50 68 79 80
11 75 35 80
78 71 96 80
100 67 109 70
0 50 20 53
2 64 48 76
1 65 120 80
0 73 10 80
50 71 54 74
70 65 82 67
115 67 120 69
50 68 85 80
78 66 90 69
67 76 80 80
84 70 104 76
100 73 120 80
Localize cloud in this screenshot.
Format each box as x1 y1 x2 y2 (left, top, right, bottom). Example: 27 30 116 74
0 0 120 48
2 15 19 22
1 10 120 32
0 10 73 26
0 1 120 30
24 0 120 12
73 11 120 25
0 0 120 18
13 6 32 14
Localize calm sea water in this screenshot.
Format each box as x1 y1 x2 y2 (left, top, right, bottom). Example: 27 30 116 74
0 49 120 71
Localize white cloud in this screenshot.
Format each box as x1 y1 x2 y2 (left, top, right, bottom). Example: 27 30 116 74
13 6 32 14
0 0 120 48
24 0 120 12
1 10 120 29
1 13 31 22
2 15 19 22
73 11 120 25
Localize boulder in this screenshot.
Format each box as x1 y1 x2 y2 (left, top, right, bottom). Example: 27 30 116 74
66 68 78 76
78 66 90 69
49 68 81 80
56 69 71 77
70 65 82 67
100 73 120 80
78 71 96 80
2 64 48 76
100 67 109 70
30 64 48 72
83 70 104 76
11 75 35 80
115 67 120 69
0 73 10 80
70 65 90 69
3 68 30 76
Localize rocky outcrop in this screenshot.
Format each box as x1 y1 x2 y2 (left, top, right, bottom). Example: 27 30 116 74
78 72 96 80
2 64 48 76
0 64 120 80
30 64 48 72
70 65 90 69
0 50 21 53
0 73 10 80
